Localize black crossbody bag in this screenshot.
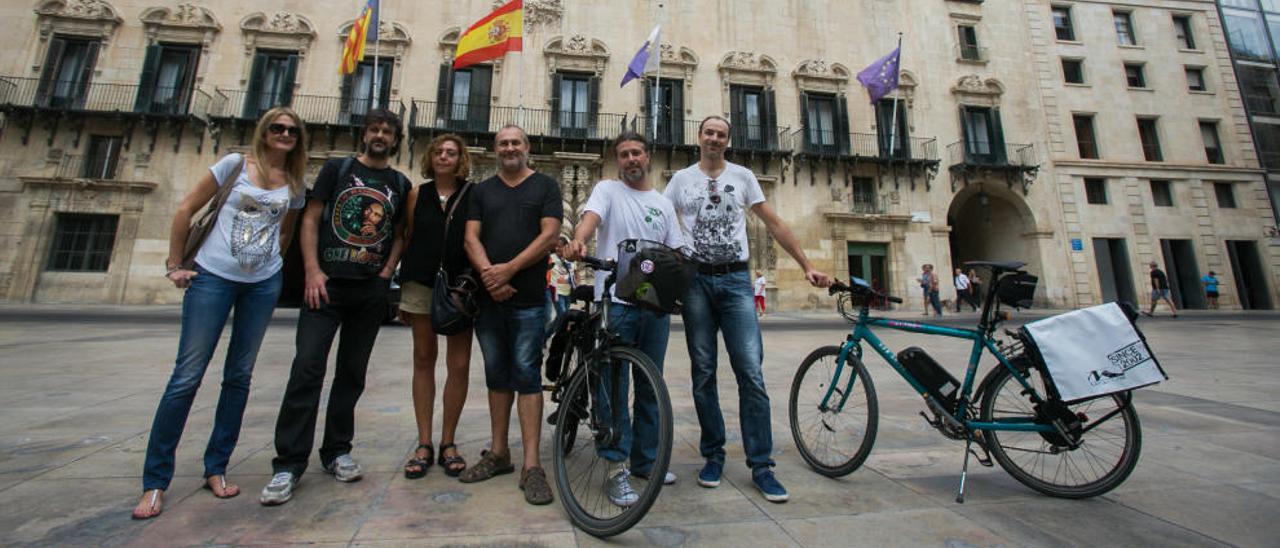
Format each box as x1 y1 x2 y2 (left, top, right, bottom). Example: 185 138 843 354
430 182 479 335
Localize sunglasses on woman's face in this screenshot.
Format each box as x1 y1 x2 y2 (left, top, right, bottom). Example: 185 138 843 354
268 123 301 137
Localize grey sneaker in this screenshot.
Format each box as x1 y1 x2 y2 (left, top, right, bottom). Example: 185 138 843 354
325 454 363 482
606 468 640 507
635 470 677 485
259 472 296 506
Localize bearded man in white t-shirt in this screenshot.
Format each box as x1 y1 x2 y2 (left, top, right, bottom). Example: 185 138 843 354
564 131 685 507
663 115 832 503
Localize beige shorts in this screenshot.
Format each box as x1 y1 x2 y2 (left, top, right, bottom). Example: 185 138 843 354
399 280 433 315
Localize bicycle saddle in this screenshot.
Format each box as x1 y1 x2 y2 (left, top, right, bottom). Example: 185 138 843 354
963 260 1026 272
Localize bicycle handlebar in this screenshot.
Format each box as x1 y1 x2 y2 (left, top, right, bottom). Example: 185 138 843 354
578 255 617 272
829 281 903 304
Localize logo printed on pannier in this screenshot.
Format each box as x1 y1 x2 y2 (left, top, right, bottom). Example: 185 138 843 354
1088 341 1154 386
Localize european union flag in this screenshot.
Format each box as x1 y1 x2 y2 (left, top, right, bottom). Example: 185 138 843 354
856 47 900 103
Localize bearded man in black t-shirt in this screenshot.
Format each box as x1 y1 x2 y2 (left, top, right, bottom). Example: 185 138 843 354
458 124 563 506
261 109 410 506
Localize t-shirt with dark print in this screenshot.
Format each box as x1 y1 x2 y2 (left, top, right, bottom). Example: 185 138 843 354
466 171 563 307
311 157 410 279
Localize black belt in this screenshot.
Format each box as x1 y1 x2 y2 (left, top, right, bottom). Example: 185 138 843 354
696 261 749 275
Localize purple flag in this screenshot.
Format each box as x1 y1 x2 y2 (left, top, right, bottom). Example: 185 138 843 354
856 47 901 103
620 25 661 88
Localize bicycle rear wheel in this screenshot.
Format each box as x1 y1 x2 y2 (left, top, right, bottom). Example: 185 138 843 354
978 364 1141 498
552 345 672 538
789 346 878 477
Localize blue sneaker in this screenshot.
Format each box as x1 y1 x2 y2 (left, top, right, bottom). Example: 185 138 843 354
697 460 723 488
752 468 789 503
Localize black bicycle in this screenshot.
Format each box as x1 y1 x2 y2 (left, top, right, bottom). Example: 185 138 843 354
543 251 673 537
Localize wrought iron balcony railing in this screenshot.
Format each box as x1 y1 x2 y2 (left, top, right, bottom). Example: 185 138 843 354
947 141 1036 169
790 129 939 162
409 100 628 141
0 76 208 119
209 88 405 126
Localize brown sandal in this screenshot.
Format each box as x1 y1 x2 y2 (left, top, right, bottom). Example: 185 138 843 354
457 449 513 483
519 467 554 505
131 489 163 520
404 444 432 479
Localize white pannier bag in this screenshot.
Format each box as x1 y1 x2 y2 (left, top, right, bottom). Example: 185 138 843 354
1022 302 1167 402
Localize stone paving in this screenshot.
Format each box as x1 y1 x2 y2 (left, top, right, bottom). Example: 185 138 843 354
0 305 1278 547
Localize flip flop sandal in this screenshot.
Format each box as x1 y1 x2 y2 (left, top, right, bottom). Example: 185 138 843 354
203 476 239 499
437 443 467 477
131 490 162 520
404 443 433 479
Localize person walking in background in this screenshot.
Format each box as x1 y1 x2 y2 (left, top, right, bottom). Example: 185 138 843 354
1202 271 1221 309
397 134 475 480
919 264 942 316
754 270 767 317
967 268 983 305
460 124 563 506
1144 261 1178 318
954 268 976 312
134 107 308 519
261 109 410 506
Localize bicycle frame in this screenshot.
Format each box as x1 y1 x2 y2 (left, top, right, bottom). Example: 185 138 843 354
822 304 1055 435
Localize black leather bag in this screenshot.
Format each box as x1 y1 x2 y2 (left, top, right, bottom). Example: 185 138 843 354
430 267 479 335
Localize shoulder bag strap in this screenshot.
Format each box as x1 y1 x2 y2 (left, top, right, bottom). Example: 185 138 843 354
437 181 473 275
193 155 244 226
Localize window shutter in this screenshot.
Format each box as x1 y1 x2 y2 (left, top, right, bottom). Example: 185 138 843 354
470 65 492 131
550 72 563 132
958 106 972 159
339 68 355 117
36 37 67 104
991 108 1007 163
671 81 684 144
178 46 199 114
133 44 162 112
836 95 851 155
729 86 744 146
243 52 267 118
762 87 778 149
435 63 451 125
588 75 601 137
280 54 299 107
799 91 811 150
74 40 100 108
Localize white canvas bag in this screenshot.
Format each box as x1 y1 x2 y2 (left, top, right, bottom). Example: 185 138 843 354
1022 302 1167 402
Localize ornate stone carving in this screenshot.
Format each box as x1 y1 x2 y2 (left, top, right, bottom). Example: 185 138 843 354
492 0 562 27
34 0 120 21
718 51 777 89
240 11 316 50
33 0 121 74
793 59 850 95
951 74 1004 98
140 4 220 48
544 34 610 76
337 20 411 46
653 44 698 85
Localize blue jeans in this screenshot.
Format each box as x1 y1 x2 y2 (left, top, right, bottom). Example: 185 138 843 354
681 270 774 471
475 303 546 394
142 266 282 491
596 303 669 476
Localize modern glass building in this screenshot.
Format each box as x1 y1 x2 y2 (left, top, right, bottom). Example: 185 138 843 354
1219 0 1280 222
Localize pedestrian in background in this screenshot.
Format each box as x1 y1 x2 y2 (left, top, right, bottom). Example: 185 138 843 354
954 267 976 312
1144 261 1178 318
397 133 474 480
1202 271 1221 309
134 106 308 519
754 270 767 317
919 264 942 316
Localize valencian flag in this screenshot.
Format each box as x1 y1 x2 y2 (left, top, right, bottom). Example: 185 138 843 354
453 0 523 70
620 25 662 88
856 46 900 103
340 0 379 75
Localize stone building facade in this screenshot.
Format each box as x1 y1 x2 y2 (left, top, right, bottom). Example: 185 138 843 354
0 0 1275 310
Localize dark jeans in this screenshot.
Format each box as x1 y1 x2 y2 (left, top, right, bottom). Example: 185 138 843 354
272 276 388 476
596 303 670 476
681 270 775 471
956 288 977 311
927 289 943 315
142 267 282 491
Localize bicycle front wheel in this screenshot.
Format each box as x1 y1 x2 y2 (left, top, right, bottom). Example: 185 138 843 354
552 345 673 538
979 364 1142 498
789 346 878 477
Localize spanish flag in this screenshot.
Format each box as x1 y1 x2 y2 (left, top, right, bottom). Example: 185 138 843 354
453 0 522 70
339 0 379 75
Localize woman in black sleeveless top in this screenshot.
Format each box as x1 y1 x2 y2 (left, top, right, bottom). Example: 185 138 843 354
398 134 473 478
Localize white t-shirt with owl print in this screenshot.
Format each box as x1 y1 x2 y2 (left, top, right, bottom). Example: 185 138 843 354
584 179 685 303
663 161 766 264
193 153 305 283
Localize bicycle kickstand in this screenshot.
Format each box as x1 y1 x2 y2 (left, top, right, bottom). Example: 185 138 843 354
956 436 973 504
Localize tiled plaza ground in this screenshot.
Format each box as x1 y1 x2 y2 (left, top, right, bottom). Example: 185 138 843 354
0 305 1277 546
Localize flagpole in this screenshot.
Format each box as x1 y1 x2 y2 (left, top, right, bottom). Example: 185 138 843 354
653 3 666 143
517 3 524 126
887 33 902 158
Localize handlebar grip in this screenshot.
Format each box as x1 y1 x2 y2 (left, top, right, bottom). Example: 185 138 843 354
887 296 903 304
828 282 849 296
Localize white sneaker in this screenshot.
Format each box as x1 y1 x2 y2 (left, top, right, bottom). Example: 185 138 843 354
325 454 363 482
606 468 640 507
259 472 296 506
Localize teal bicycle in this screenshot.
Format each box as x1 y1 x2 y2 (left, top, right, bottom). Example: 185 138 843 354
788 261 1142 502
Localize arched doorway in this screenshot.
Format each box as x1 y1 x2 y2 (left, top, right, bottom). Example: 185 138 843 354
947 184 1041 280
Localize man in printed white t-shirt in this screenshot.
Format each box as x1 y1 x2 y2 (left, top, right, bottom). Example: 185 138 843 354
564 131 684 507
664 115 832 503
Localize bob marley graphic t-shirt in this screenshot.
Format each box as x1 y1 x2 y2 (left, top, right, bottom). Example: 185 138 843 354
194 153 305 283
311 157 410 279
663 161 766 264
